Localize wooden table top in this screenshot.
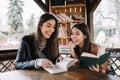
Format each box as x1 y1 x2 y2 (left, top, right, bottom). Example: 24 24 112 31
0 65 120 80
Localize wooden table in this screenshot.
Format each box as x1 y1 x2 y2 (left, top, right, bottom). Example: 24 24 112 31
0 66 120 80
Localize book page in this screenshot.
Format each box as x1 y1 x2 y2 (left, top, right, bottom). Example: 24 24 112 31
80 47 110 67
81 52 99 58
44 65 67 74
44 57 77 74
81 46 106 58
56 57 78 69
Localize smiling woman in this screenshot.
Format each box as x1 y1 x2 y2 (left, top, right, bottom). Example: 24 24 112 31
15 13 63 70
0 0 44 50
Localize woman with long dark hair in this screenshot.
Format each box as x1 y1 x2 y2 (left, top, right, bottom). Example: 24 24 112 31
15 13 63 69
68 23 111 73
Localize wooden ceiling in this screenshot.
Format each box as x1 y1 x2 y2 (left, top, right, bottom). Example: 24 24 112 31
34 0 101 13
34 0 48 12
33 0 101 25
33 0 101 35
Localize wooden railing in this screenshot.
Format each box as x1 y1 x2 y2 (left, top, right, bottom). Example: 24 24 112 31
0 49 17 72
0 48 120 77
106 48 120 76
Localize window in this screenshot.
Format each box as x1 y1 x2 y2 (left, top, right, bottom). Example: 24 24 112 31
0 0 44 50
93 0 120 48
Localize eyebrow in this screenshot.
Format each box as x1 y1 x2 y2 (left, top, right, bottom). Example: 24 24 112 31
47 23 55 27
72 30 79 33
47 23 52 25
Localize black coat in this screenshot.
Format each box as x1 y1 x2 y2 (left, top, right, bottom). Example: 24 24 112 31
15 34 59 69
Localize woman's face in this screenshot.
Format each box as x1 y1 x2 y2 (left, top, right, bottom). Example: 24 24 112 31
71 27 86 46
40 19 56 39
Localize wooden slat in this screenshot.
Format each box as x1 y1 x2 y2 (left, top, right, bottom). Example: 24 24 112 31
105 48 120 76
0 49 17 61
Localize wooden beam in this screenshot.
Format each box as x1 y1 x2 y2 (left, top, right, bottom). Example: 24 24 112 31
86 0 101 41
0 49 17 61
86 0 101 13
34 0 49 12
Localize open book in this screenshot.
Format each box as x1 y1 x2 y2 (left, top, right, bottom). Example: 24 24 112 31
44 57 78 74
79 48 111 68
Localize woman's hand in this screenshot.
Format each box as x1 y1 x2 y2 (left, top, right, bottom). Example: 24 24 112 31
56 56 64 62
68 41 75 53
100 60 111 73
41 59 54 68
68 41 78 58
89 64 100 72
89 60 111 73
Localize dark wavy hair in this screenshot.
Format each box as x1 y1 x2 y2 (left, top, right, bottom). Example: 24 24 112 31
34 13 59 58
71 23 91 54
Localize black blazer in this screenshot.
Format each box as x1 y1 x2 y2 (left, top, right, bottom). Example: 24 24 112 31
15 34 59 69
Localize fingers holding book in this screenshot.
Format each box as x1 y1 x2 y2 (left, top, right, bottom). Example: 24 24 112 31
89 64 100 72
56 56 64 62
41 56 64 68
88 61 111 73
42 59 55 68
100 60 111 73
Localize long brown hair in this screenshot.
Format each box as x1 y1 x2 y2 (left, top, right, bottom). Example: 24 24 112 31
34 13 59 58
71 23 91 54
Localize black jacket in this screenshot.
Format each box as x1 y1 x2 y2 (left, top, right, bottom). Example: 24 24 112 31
15 34 59 69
